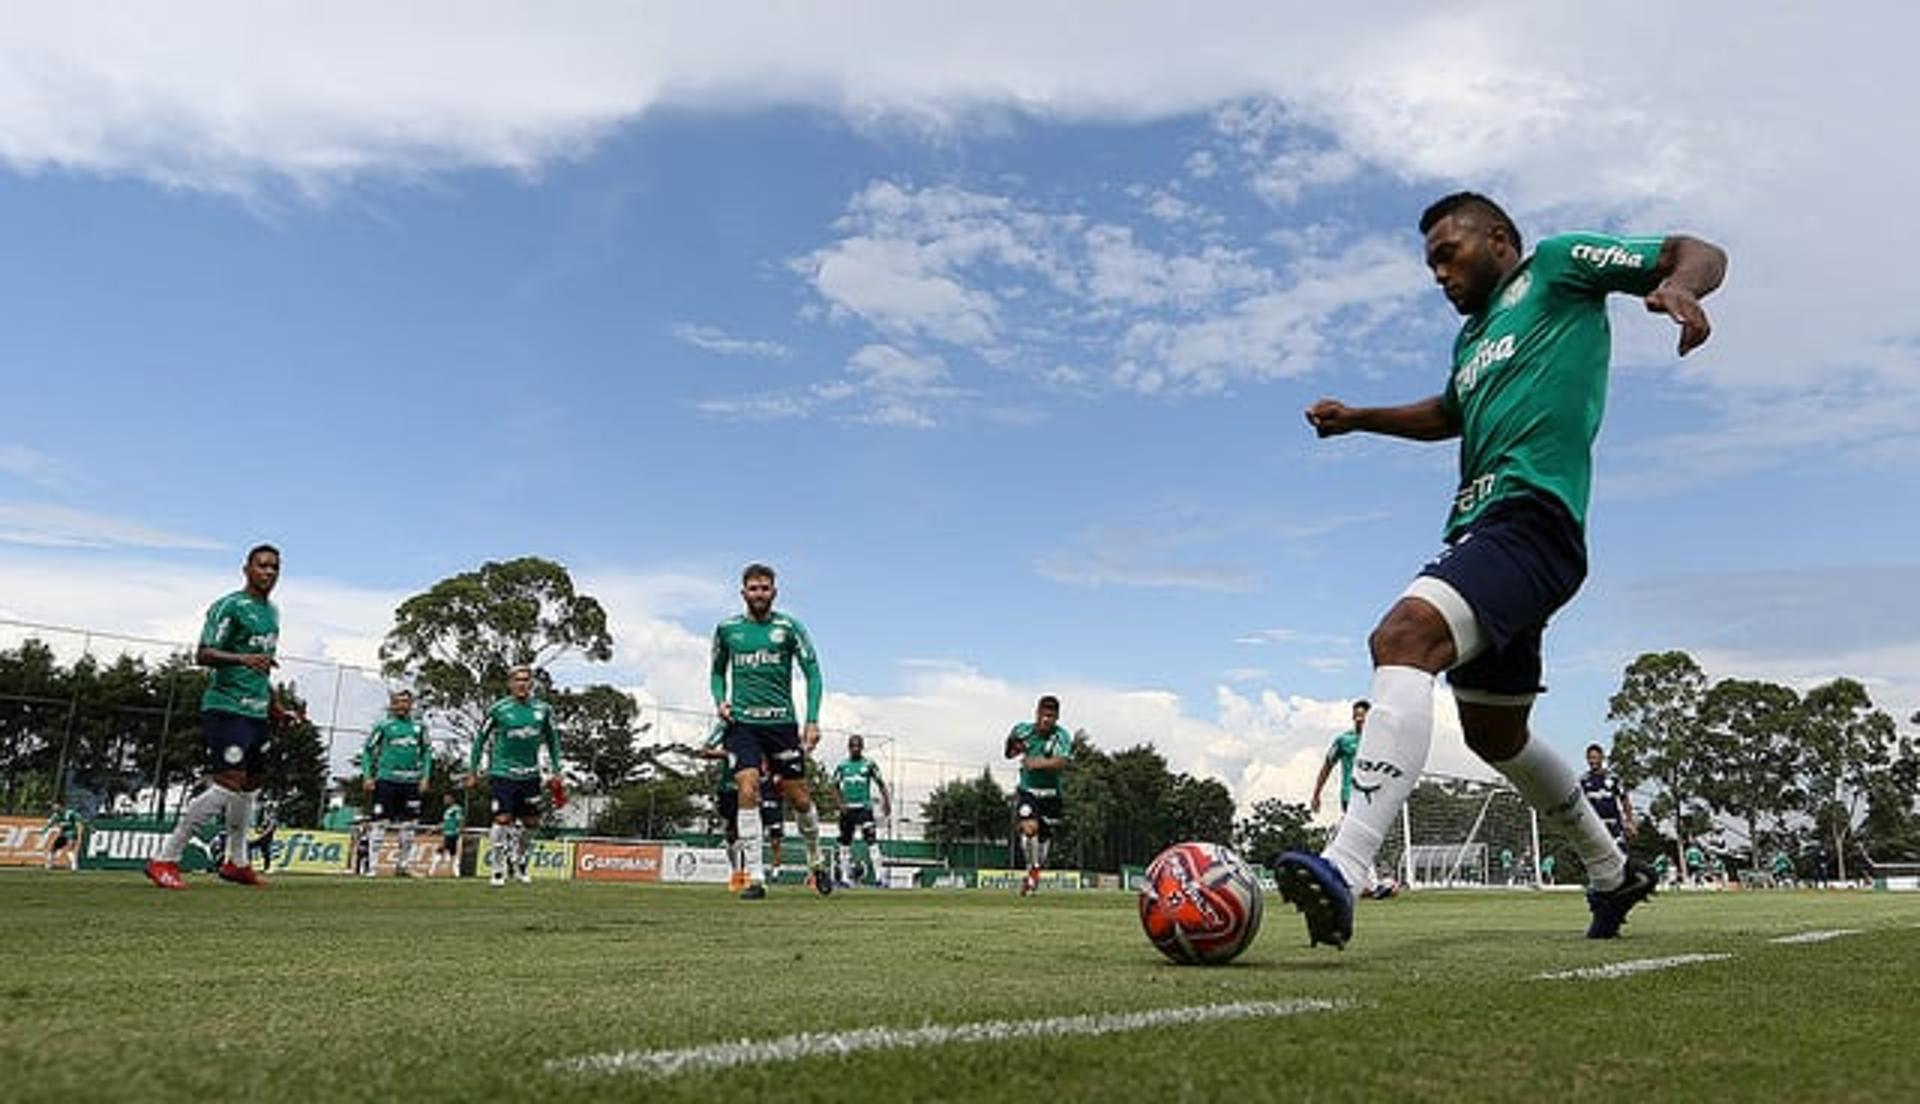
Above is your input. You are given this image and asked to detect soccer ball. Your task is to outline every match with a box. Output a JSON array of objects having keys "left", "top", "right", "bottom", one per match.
[{"left": 1138, "top": 841, "right": 1264, "bottom": 965}]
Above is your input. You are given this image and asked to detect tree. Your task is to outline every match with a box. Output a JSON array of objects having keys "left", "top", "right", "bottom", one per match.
[
  {"left": 1607, "top": 651, "right": 1710, "bottom": 870},
  {"left": 1165, "top": 774, "right": 1236, "bottom": 847},
  {"left": 551, "top": 684, "right": 649, "bottom": 795},
  {"left": 1235, "top": 798, "right": 1324, "bottom": 867},
  {"left": 593, "top": 770, "right": 703, "bottom": 838},
  {"left": 259, "top": 681, "right": 328, "bottom": 828},
  {"left": 921, "top": 770, "right": 1010, "bottom": 853},
  {"left": 1798, "top": 678, "right": 1898, "bottom": 881},
  {"left": 378, "top": 556, "right": 615, "bottom": 749},
  {"left": 1696, "top": 678, "right": 1803, "bottom": 868}
]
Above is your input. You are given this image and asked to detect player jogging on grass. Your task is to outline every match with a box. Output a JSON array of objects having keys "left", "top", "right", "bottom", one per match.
[
  {"left": 1581, "top": 742, "right": 1637, "bottom": 847},
  {"left": 146, "top": 544, "right": 303, "bottom": 890},
  {"left": 1276, "top": 192, "right": 1726, "bottom": 946},
  {"left": 467, "top": 666, "right": 563, "bottom": 888},
  {"left": 831, "top": 734, "right": 891, "bottom": 888},
  {"left": 711, "top": 562, "right": 830, "bottom": 901},
  {"left": 43, "top": 804, "right": 81, "bottom": 871},
  {"left": 362, "top": 689, "right": 432, "bottom": 877},
  {"left": 428, "top": 793, "right": 464, "bottom": 877},
  {"left": 1005, "top": 695, "right": 1071, "bottom": 897}
]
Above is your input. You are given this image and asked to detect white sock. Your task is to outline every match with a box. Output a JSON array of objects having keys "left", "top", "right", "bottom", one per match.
[
  {"left": 489, "top": 822, "right": 506, "bottom": 875},
  {"left": 739, "top": 806, "right": 765, "bottom": 884},
  {"left": 512, "top": 825, "right": 529, "bottom": 873},
  {"left": 1035, "top": 837, "right": 1049, "bottom": 869},
  {"left": 161, "top": 785, "right": 232, "bottom": 863},
  {"left": 1022, "top": 833, "right": 1038, "bottom": 869},
  {"left": 367, "top": 822, "right": 387, "bottom": 873},
  {"left": 1323, "top": 666, "right": 1434, "bottom": 890},
  {"left": 869, "top": 837, "right": 883, "bottom": 881},
  {"left": 397, "top": 824, "right": 416, "bottom": 869},
  {"left": 1490, "top": 737, "right": 1626, "bottom": 891},
  {"left": 796, "top": 803, "right": 821, "bottom": 868}
]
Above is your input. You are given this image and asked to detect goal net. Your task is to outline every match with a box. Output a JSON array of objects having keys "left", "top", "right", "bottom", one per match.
[{"left": 1373, "top": 773, "right": 1544, "bottom": 889}]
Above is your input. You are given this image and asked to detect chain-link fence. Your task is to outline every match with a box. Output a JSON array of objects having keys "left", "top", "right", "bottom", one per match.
[{"left": 0, "top": 618, "right": 1019, "bottom": 838}]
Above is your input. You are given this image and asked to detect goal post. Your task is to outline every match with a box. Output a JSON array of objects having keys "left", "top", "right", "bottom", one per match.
[{"left": 1374, "top": 773, "right": 1545, "bottom": 889}]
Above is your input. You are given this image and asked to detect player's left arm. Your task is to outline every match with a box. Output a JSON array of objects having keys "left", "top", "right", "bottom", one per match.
[
  {"left": 543, "top": 710, "right": 563, "bottom": 778},
  {"left": 793, "top": 621, "right": 824, "bottom": 751},
  {"left": 872, "top": 763, "right": 892, "bottom": 818},
  {"left": 1024, "top": 730, "right": 1071, "bottom": 772},
  {"left": 1643, "top": 235, "right": 1728, "bottom": 356}
]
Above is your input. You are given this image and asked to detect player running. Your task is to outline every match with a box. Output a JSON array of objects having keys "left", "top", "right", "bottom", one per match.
[
  {"left": 1277, "top": 193, "right": 1725, "bottom": 946},
  {"left": 1004, "top": 695, "right": 1071, "bottom": 897},
  {"left": 711, "top": 563, "right": 830, "bottom": 900},
  {"left": 362, "top": 689, "right": 432, "bottom": 877},
  {"left": 466, "top": 666, "right": 563, "bottom": 888},
  {"left": 146, "top": 544, "right": 304, "bottom": 890},
  {"left": 831, "top": 734, "right": 891, "bottom": 888},
  {"left": 43, "top": 803, "right": 81, "bottom": 871},
  {"left": 428, "top": 792, "right": 464, "bottom": 877},
  {"left": 1308, "top": 701, "right": 1397, "bottom": 899},
  {"left": 1581, "top": 743, "right": 1637, "bottom": 847}
]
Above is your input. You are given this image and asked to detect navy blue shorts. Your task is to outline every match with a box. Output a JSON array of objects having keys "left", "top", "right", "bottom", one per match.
[
  {"left": 724, "top": 722, "right": 806, "bottom": 781},
  {"left": 370, "top": 780, "right": 421, "bottom": 822},
  {"left": 489, "top": 776, "right": 543, "bottom": 820},
  {"left": 1419, "top": 493, "right": 1587, "bottom": 697},
  {"left": 760, "top": 790, "right": 786, "bottom": 836},
  {"left": 203, "top": 710, "right": 271, "bottom": 775},
  {"left": 838, "top": 806, "right": 876, "bottom": 844},
  {"left": 1015, "top": 789, "right": 1063, "bottom": 835}
]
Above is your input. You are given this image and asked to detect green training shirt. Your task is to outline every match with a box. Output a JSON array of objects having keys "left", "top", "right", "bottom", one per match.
[
  {"left": 198, "top": 590, "right": 280, "bottom": 718},
  {"left": 46, "top": 809, "right": 82, "bottom": 834},
  {"left": 1325, "top": 730, "right": 1360, "bottom": 806},
  {"left": 833, "top": 757, "right": 884, "bottom": 810},
  {"left": 1439, "top": 232, "right": 1667, "bottom": 538},
  {"left": 1008, "top": 722, "right": 1072, "bottom": 795},
  {"left": 441, "top": 804, "right": 464, "bottom": 836},
  {"left": 470, "top": 696, "right": 561, "bottom": 781},
  {"left": 710, "top": 612, "right": 822, "bottom": 726},
  {"left": 363, "top": 716, "right": 432, "bottom": 784}
]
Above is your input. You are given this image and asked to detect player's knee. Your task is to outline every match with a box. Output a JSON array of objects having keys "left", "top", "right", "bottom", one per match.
[{"left": 1369, "top": 600, "right": 1453, "bottom": 671}]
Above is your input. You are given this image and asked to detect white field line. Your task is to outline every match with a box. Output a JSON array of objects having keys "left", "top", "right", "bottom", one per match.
[
  {"left": 1534, "top": 953, "right": 1732, "bottom": 981},
  {"left": 1769, "top": 929, "right": 1861, "bottom": 944},
  {"left": 549, "top": 998, "right": 1354, "bottom": 1080}
]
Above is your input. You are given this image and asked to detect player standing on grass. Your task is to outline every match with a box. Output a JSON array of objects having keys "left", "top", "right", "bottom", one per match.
[
  {"left": 832, "top": 734, "right": 891, "bottom": 887},
  {"left": 1581, "top": 743, "right": 1637, "bottom": 847},
  {"left": 1277, "top": 192, "right": 1726, "bottom": 946},
  {"left": 362, "top": 690, "right": 432, "bottom": 877},
  {"left": 1309, "top": 701, "right": 1369, "bottom": 819},
  {"left": 711, "top": 563, "right": 830, "bottom": 901},
  {"left": 467, "top": 666, "right": 563, "bottom": 888},
  {"left": 1004, "top": 695, "right": 1071, "bottom": 897},
  {"left": 146, "top": 544, "right": 303, "bottom": 890},
  {"left": 43, "top": 803, "right": 81, "bottom": 871},
  {"left": 428, "top": 792, "right": 464, "bottom": 877}
]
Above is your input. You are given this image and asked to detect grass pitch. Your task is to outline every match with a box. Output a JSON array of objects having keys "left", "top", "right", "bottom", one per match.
[{"left": 2, "top": 872, "right": 1916, "bottom": 1103}]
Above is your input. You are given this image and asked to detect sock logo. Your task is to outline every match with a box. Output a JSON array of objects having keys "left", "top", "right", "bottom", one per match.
[{"left": 1350, "top": 780, "right": 1383, "bottom": 804}]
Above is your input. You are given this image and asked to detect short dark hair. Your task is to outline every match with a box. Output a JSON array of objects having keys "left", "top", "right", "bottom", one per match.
[
  {"left": 1353, "top": 700, "right": 1371, "bottom": 711},
  {"left": 1037, "top": 694, "right": 1060, "bottom": 712},
  {"left": 1585, "top": 742, "right": 1605, "bottom": 756},
  {"left": 246, "top": 543, "right": 280, "bottom": 564},
  {"left": 742, "top": 563, "right": 776, "bottom": 584},
  {"left": 1419, "top": 191, "right": 1522, "bottom": 253}
]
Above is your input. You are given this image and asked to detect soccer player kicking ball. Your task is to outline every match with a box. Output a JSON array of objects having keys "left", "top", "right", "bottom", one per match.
[
  {"left": 467, "top": 666, "right": 563, "bottom": 888},
  {"left": 362, "top": 689, "right": 432, "bottom": 877},
  {"left": 1005, "top": 695, "right": 1071, "bottom": 897},
  {"left": 831, "top": 734, "right": 891, "bottom": 888},
  {"left": 1277, "top": 193, "right": 1725, "bottom": 947},
  {"left": 711, "top": 563, "right": 831, "bottom": 900},
  {"left": 146, "top": 544, "right": 303, "bottom": 890}
]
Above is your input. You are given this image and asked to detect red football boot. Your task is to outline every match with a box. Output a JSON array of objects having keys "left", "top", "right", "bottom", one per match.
[
  {"left": 217, "top": 862, "right": 267, "bottom": 887},
  {"left": 144, "top": 860, "right": 186, "bottom": 890}
]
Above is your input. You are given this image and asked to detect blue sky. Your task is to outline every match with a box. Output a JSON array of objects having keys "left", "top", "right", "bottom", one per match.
[{"left": 2, "top": 4, "right": 1916, "bottom": 823}]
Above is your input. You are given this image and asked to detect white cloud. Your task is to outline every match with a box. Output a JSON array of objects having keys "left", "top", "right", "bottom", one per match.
[
  {"left": 0, "top": 444, "right": 80, "bottom": 490},
  {"left": 670, "top": 323, "right": 791, "bottom": 360},
  {"left": 0, "top": 502, "right": 224, "bottom": 551}
]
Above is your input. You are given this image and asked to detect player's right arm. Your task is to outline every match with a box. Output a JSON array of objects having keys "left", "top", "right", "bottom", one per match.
[
  {"left": 361, "top": 725, "right": 382, "bottom": 792},
  {"left": 709, "top": 625, "right": 733, "bottom": 724},
  {"left": 1003, "top": 726, "right": 1025, "bottom": 760},
  {"left": 1305, "top": 396, "right": 1459, "bottom": 442},
  {"left": 1309, "top": 757, "right": 1334, "bottom": 814}
]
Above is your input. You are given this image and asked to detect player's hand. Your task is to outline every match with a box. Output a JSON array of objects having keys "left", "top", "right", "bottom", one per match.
[
  {"left": 268, "top": 701, "right": 306, "bottom": 727},
  {"left": 716, "top": 702, "right": 733, "bottom": 724},
  {"left": 801, "top": 722, "right": 820, "bottom": 753},
  {"left": 241, "top": 654, "right": 276, "bottom": 673},
  {"left": 1310, "top": 793, "right": 1322, "bottom": 814},
  {"left": 361, "top": 779, "right": 375, "bottom": 794},
  {"left": 1304, "top": 398, "right": 1360, "bottom": 438},
  {"left": 1004, "top": 736, "right": 1023, "bottom": 759},
  {"left": 464, "top": 775, "right": 478, "bottom": 791},
  {"left": 1644, "top": 281, "right": 1712, "bottom": 356}
]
